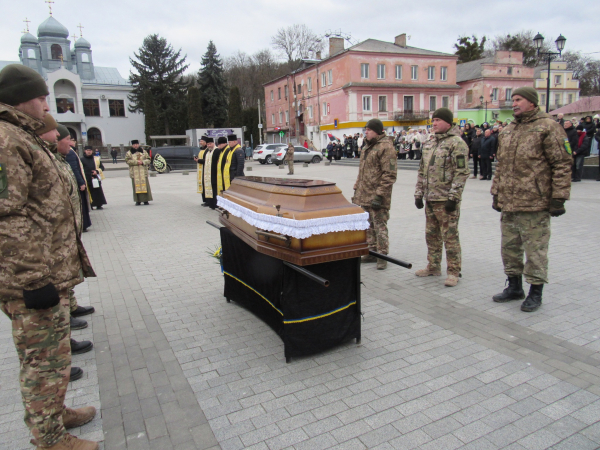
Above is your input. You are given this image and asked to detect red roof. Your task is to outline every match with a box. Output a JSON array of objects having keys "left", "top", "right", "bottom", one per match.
[{"left": 550, "top": 96, "right": 600, "bottom": 116}]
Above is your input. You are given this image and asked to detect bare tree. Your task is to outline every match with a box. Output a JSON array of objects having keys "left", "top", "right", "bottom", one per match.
[
  {"left": 486, "top": 30, "right": 553, "bottom": 67},
  {"left": 271, "top": 24, "right": 324, "bottom": 63}
]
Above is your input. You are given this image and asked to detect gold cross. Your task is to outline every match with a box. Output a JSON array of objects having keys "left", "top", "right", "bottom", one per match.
[
  {"left": 45, "top": 0, "right": 54, "bottom": 15},
  {"left": 77, "top": 23, "right": 84, "bottom": 37},
  {"left": 72, "top": 34, "right": 78, "bottom": 42},
  {"left": 23, "top": 17, "right": 31, "bottom": 32}
]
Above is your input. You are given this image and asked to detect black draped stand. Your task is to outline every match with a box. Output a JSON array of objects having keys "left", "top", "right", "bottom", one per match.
[{"left": 220, "top": 227, "right": 361, "bottom": 362}]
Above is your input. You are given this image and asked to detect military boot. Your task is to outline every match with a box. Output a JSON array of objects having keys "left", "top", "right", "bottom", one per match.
[
  {"left": 377, "top": 259, "right": 387, "bottom": 270},
  {"left": 63, "top": 406, "right": 97, "bottom": 429},
  {"left": 36, "top": 434, "right": 98, "bottom": 450},
  {"left": 71, "top": 339, "right": 93, "bottom": 355},
  {"left": 521, "top": 284, "right": 543, "bottom": 312},
  {"left": 415, "top": 267, "right": 441, "bottom": 277},
  {"left": 71, "top": 305, "right": 95, "bottom": 317},
  {"left": 70, "top": 367, "right": 83, "bottom": 382},
  {"left": 70, "top": 316, "right": 87, "bottom": 330},
  {"left": 361, "top": 255, "right": 377, "bottom": 263},
  {"left": 493, "top": 276, "right": 525, "bottom": 303}
]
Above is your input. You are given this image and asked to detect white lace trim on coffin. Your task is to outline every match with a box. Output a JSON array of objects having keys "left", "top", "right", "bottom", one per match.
[{"left": 217, "top": 196, "right": 369, "bottom": 240}]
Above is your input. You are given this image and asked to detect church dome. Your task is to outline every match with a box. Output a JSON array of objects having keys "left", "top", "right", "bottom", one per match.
[
  {"left": 75, "top": 37, "right": 91, "bottom": 49},
  {"left": 21, "top": 32, "right": 39, "bottom": 45},
  {"left": 37, "top": 16, "right": 69, "bottom": 38}
]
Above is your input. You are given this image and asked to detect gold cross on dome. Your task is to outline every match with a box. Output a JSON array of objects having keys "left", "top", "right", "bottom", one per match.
[
  {"left": 77, "top": 23, "right": 84, "bottom": 37},
  {"left": 45, "top": 0, "right": 55, "bottom": 15},
  {"left": 23, "top": 17, "right": 31, "bottom": 32},
  {"left": 72, "top": 34, "right": 78, "bottom": 42}
]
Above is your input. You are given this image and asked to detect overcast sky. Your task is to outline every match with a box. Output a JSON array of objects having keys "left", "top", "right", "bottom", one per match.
[{"left": 2, "top": 0, "right": 599, "bottom": 79}]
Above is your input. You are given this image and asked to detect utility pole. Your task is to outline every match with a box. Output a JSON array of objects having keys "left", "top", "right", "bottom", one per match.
[{"left": 257, "top": 99, "right": 263, "bottom": 145}]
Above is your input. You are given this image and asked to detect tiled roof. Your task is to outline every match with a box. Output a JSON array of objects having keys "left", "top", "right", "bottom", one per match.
[
  {"left": 550, "top": 96, "right": 600, "bottom": 115},
  {"left": 456, "top": 57, "right": 494, "bottom": 83}
]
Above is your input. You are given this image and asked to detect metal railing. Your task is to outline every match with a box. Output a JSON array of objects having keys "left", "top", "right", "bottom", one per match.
[{"left": 394, "top": 110, "right": 430, "bottom": 122}]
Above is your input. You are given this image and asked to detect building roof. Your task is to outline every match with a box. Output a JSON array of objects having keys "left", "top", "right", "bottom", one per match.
[
  {"left": 348, "top": 39, "right": 454, "bottom": 57},
  {"left": 83, "top": 66, "right": 129, "bottom": 86},
  {"left": 75, "top": 37, "right": 91, "bottom": 49},
  {"left": 342, "top": 82, "right": 461, "bottom": 90},
  {"left": 455, "top": 57, "right": 495, "bottom": 83},
  {"left": 21, "top": 32, "right": 39, "bottom": 45},
  {"left": 550, "top": 96, "right": 600, "bottom": 115},
  {"left": 37, "top": 16, "right": 69, "bottom": 38}
]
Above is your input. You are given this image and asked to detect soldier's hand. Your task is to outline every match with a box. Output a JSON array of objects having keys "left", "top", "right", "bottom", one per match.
[
  {"left": 371, "top": 195, "right": 383, "bottom": 209},
  {"left": 549, "top": 198, "right": 566, "bottom": 217},
  {"left": 415, "top": 197, "right": 424, "bottom": 209},
  {"left": 23, "top": 283, "right": 60, "bottom": 310},
  {"left": 492, "top": 195, "right": 501, "bottom": 212},
  {"left": 444, "top": 199, "right": 457, "bottom": 213},
  {"left": 80, "top": 185, "right": 86, "bottom": 191}
]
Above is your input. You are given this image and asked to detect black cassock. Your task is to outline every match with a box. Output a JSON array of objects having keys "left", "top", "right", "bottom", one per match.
[
  {"left": 81, "top": 154, "right": 107, "bottom": 208},
  {"left": 198, "top": 147, "right": 222, "bottom": 209}
]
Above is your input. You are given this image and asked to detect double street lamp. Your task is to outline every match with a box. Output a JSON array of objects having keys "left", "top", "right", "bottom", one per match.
[
  {"left": 533, "top": 33, "right": 567, "bottom": 113},
  {"left": 480, "top": 93, "right": 493, "bottom": 123}
]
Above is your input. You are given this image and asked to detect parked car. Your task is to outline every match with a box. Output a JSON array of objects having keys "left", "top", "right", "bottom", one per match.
[
  {"left": 272, "top": 146, "right": 323, "bottom": 165},
  {"left": 150, "top": 146, "right": 200, "bottom": 172},
  {"left": 253, "top": 143, "right": 286, "bottom": 164}
]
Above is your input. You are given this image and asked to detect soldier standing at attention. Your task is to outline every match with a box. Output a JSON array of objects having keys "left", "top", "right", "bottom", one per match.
[
  {"left": 491, "top": 87, "right": 572, "bottom": 312},
  {"left": 284, "top": 143, "right": 295, "bottom": 175},
  {"left": 125, "top": 140, "right": 152, "bottom": 205},
  {"left": 0, "top": 64, "right": 98, "bottom": 449},
  {"left": 414, "top": 107, "right": 470, "bottom": 287},
  {"left": 352, "top": 119, "right": 397, "bottom": 270}
]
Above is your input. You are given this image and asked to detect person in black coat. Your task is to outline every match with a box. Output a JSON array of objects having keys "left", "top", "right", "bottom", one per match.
[
  {"left": 479, "top": 129, "right": 496, "bottom": 180},
  {"left": 573, "top": 127, "right": 593, "bottom": 182},
  {"left": 110, "top": 147, "right": 118, "bottom": 164},
  {"left": 65, "top": 147, "right": 92, "bottom": 231},
  {"left": 81, "top": 146, "right": 107, "bottom": 209},
  {"left": 469, "top": 128, "right": 483, "bottom": 179},
  {"left": 563, "top": 120, "right": 580, "bottom": 181},
  {"left": 227, "top": 134, "right": 245, "bottom": 180}
]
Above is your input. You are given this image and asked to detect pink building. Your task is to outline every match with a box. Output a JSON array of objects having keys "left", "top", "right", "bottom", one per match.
[
  {"left": 263, "top": 34, "right": 460, "bottom": 149},
  {"left": 456, "top": 51, "right": 534, "bottom": 123}
]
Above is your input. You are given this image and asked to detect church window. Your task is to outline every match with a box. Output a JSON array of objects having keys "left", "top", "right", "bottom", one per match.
[
  {"left": 81, "top": 53, "right": 89, "bottom": 63},
  {"left": 56, "top": 97, "right": 75, "bottom": 114},
  {"left": 109, "top": 100, "right": 125, "bottom": 117},
  {"left": 83, "top": 99, "right": 100, "bottom": 116},
  {"left": 51, "top": 44, "right": 63, "bottom": 60},
  {"left": 87, "top": 127, "right": 102, "bottom": 146},
  {"left": 27, "top": 49, "right": 36, "bottom": 59}
]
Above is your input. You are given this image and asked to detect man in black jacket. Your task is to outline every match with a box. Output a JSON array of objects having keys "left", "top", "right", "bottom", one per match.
[
  {"left": 227, "top": 134, "right": 245, "bottom": 180},
  {"left": 470, "top": 128, "right": 483, "bottom": 179},
  {"left": 564, "top": 120, "right": 581, "bottom": 181},
  {"left": 479, "top": 129, "right": 495, "bottom": 180}
]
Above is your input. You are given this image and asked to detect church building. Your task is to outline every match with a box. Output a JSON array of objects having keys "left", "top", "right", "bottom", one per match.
[{"left": 0, "top": 14, "right": 144, "bottom": 147}]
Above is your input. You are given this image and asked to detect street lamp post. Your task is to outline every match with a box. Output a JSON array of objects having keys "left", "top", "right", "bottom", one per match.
[
  {"left": 533, "top": 33, "right": 566, "bottom": 113},
  {"left": 479, "top": 93, "right": 493, "bottom": 123}
]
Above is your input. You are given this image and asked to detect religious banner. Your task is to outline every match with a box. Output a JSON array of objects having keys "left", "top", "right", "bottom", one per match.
[{"left": 133, "top": 153, "right": 147, "bottom": 194}]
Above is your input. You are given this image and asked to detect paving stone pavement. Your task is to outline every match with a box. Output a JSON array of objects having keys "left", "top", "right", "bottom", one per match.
[{"left": 1, "top": 161, "right": 600, "bottom": 449}]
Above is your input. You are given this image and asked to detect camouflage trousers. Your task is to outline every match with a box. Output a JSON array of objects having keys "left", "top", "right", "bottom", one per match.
[
  {"left": 363, "top": 206, "right": 390, "bottom": 254},
  {"left": 424, "top": 201, "right": 461, "bottom": 276},
  {"left": 69, "top": 288, "right": 78, "bottom": 313},
  {"left": 0, "top": 290, "right": 71, "bottom": 447},
  {"left": 501, "top": 211, "right": 551, "bottom": 285},
  {"left": 286, "top": 160, "right": 294, "bottom": 174}
]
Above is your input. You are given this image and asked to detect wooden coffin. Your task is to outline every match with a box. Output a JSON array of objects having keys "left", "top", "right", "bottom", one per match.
[{"left": 218, "top": 176, "right": 369, "bottom": 266}]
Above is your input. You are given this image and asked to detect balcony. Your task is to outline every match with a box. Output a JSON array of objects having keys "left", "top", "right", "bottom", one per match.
[{"left": 394, "top": 110, "right": 430, "bottom": 122}]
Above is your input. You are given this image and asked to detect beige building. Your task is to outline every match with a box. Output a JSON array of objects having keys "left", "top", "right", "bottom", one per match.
[{"left": 534, "top": 61, "right": 580, "bottom": 110}]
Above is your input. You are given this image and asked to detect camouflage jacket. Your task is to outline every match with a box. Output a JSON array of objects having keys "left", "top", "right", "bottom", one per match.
[
  {"left": 415, "top": 126, "right": 469, "bottom": 202},
  {"left": 0, "top": 103, "right": 94, "bottom": 299},
  {"left": 125, "top": 149, "right": 151, "bottom": 179},
  {"left": 352, "top": 134, "right": 397, "bottom": 209},
  {"left": 491, "top": 108, "right": 572, "bottom": 212}
]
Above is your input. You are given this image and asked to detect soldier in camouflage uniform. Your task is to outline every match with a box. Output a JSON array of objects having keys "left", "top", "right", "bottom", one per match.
[
  {"left": 491, "top": 87, "right": 572, "bottom": 312},
  {"left": 414, "top": 108, "right": 470, "bottom": 287},
  {"left": 352, "top": 119, "right": 397, "bottom": 270},
  {"left": 0, "top": 65, "right": 98, "bottom": 450}
]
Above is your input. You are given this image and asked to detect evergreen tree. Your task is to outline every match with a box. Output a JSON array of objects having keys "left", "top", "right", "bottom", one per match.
[
  {"left": 188, "top": 86, "right": 204, "bottom": 128},
  {"left": 143, "top": 90, "right": 160, "bottom": 143},
  {"left": 454, "top": 35, "right": 486, "bottom": 64},
  {"left": 198, "top": 41, "right": 228, "bottom": 128},
  {"left": 129, "top": 34, "right": 190, "bottom": 135},
  {"left": 228, "top": 86, "right": 243, "bottom": 127},
  {"left": 242, "top": 107, "right": 260, "bottom": 148}
]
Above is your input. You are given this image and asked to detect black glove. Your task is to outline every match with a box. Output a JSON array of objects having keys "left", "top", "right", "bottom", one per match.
[
  {"left": 549, "top": 198, "right": 566, "bottom": 217},
  {"left": 197, "top": 159, "right": 205, "bottom": 164},
  {"left": 371, "top": 195, "right": 383, "bottom": 209},
  {"left": 23, "top": 283, "right": 60, "bottom": 310},
  {"left": 492, "top": 195, "right": 501, "bottom": 212},
  {"left": 415, "top": 197, "right": 424, "bottom": 209},
  {"left": 444, "top": 199, "right": 457, "bottom": 213}
]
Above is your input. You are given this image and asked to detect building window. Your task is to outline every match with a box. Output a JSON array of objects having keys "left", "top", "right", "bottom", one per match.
[
  {"left": 308, "top": 77, "right": 312, "bottom": 92},
  {"left": 51, "top": 44, "right": 63, "bottom": 60},
  {"left": 27, "top": 48, "right": 36, "bottom": 59},
  {"left": 361, "top": 63, "right": 369, "bottom": 79},
  {"left": 278, "top": 87, "right": 281, "bottom": 100},
  {"left": 362, "top": 95, "right": 372, "bottom": 112},
  {"left": 81, "top": 53, "right": 89, "bottom": 63},
  {"left": 108, "top": 99, "right": 125, "bottom": 117},
  {"left": 327, "top": 70, "right": 332, "bottom": 85},
  {"left": 87, "top": 127, "right": 102, "bottom": 146},
  {"left": 378, "top": 96, "right": 387, "bottom": 112},
  {"left": 411, "top": 65, "right": 418, "bottom": 80},
  {"left": 428, "top": 66, "right": 435, "bottom": 81},
  {"left": 285, "top": 110, "right": 289, "bottom": 124},
  {"left": 555, "top": 75, "right": 562, "bottom": 84},
  {"left": 505, "top": 88, "right": 512, "bottom": 100},
  {"left": 466, "top": 90, "right": 473, "bottom": 103},
  {"left": 395, "top": 65, "right": 402, "bottom": 80},
  {"left": 555, "top": 93, "right": 561, "bottom": 106},
  {"left": 270, "top": 90, "right": 274, "bottom": 101},
  {"left": 377, "top": 64, "right": 385, "bottom": 80},
  {"left": 442, "top": 96, "right": 449, "bottom": 108},
  {"left": 429, "top": 96, "right": 437, "bottom": 111},
  {"left": 507, "top": 67, "right": 513, "bottom": 75},
  {"left": 271, "top": 113, "right": 275, "bottom": 125},
  {"left": 404, "top": 96, "right": 414, "bottom": 112},
  {"left": 540, "top": 94, "right": 546, "bottom": 105},
  {"left": 568, "top": 94, "right": 573, "bottom": 104},
  {"left": 440, "top": 67, "right": 447, "bottom": 81},
  {"left": 491, "top": 88, "right": 498, "bottom": 101},
  {"left": 56, "top": 97, "right": 75, "bottom": 114},
  {"left": 279, "top": 111, "right": 283, "bottom": 123},
  {"left": 83, "top": 99, "right": 100, "bottom": 116},
  {"left": 322, "top": 102, "right": 327, "bottom": 116},
  {"left": 284, "top": 85, "right": 288, "bottom": 99},
  {"left": 308, "top": 105, "right": 313, "bottom": 118},
  {"left": 321, "top": 72, "right": 326, "bottom": 87},
  {"left": 297, "top": 84, "right": 302, "bottom": 95}
]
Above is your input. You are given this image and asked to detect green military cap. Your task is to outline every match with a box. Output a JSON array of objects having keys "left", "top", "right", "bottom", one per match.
[
  {"left": 56, "top": 124, "right": 70, "bottom": 141},
  {"left": 431, "top": 107, "right": 453, "bottom": 126},
  {"left": 512, "top": 87, "right": 538, "bottom": 106},
  {"left": 0, "top": 64, "right": 49, "bottom": 106}
]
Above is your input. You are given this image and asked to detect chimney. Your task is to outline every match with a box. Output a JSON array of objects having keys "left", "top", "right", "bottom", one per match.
[
  {"left": 316, "top": 51, "right": 322, "bottom": 60},
  {"left": 395, "top": 33, "right": 407, "bottom": 48},
  {"left": 329, "top": 37, "right": 344, "bottom": 56}
]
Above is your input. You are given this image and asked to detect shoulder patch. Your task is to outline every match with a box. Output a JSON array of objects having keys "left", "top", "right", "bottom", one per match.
[
  {"left": 390, "top": 158, "right": 396, "bottom": 170},
  {"left": 563, "top": 138, "right": 572, "bottom": 155},
  {"left": 456, "top": 154, "right": 466, "bottom": 169},
  {"left": 0, "top": 161, "right": 8, "bottom": 199}
]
